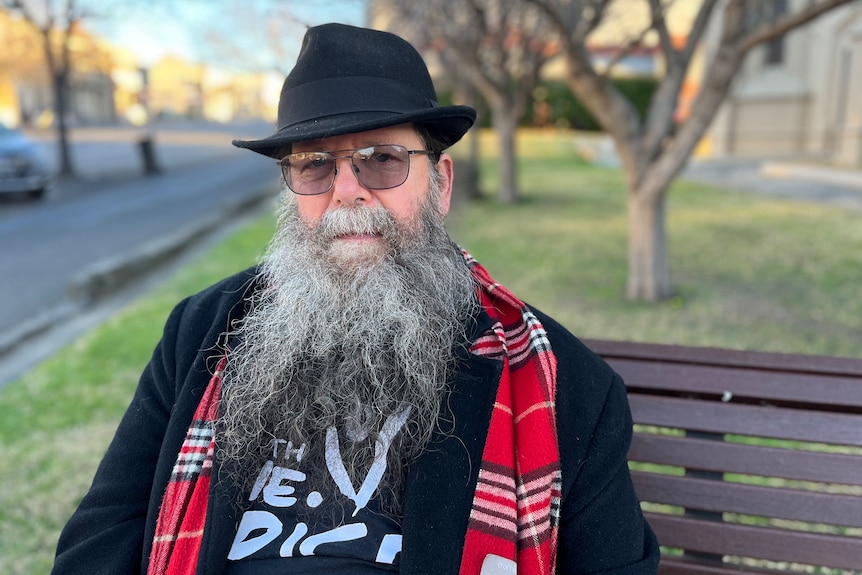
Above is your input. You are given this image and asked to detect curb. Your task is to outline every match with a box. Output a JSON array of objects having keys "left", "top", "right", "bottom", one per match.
[
  {"left": 66, "top": 212, "right": 222, "bottom": 305},
  {"left": 67, "top": 187, "right": 275, "bottom": 306},
  {"left": 0, "top": 186, "right": 276, "bottom": 360},
  {"left": 0, "top": 303, "right": 79, "bottom": 358}
]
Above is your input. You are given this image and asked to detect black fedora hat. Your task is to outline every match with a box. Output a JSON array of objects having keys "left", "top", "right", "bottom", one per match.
[{"left": 232, "top": 23, "right": 477, "bottom": 158}]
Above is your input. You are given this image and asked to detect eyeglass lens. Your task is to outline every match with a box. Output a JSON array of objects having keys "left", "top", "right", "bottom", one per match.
[{"left": 281, "top": 144, "right": 413, "bottom": 195}]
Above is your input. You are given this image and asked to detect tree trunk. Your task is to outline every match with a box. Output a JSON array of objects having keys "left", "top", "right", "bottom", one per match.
[
  {"left": 492, "top": 107, "right": 519, "bottom": 203},
  {"left": 626, "top": 187, "right": 671, "bottom": 302},
  {"left": 468, "top": 124, "right": 481, "bottom": 197},
  {"left": 54, "top": 71, "right": 75, "bottom": 177},
  {"left": 454, "top": 127, "right": 482, "bottom": 202},
  {"left": 456, "top": 81, "right": 482, "bottom": 201}
]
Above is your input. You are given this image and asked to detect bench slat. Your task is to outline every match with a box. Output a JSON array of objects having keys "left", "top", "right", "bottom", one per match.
[
  {"left": 585, "top": 338, "right": 862, "bottom": 377},
  {"left": 658, "top": 559, "right": 780, "bottom": 575},
  {"left": 632, "top": 471, "right": 862, "bottom": 527},
  {"left": 588, "top": 339, "right": 862, "bottom": 572},
  {"left": 629, "top": 433, "right": 862, "bottom": 486},
  {"left": 610, "top": 358, "right": 862, "bottom": 408},
  {"left": 629, "top": 394, "right": 862, "bottom": 447},
  {"left": 644, "top": 512, "right": 862, "bottom": 570}
]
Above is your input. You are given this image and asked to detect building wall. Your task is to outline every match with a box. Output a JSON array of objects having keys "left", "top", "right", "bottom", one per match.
[
  {"left": 728, "top": 96, "right": 810, "bottom": 156},
  {"left": 829, "top": 14, "right": 862, "bottom": 166},
  {"left": 708, "top": 2, "right": 862, "bottom": 166}
]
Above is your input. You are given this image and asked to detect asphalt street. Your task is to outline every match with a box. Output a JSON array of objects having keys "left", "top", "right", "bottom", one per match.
[{"left": 0, "top": 121, "right": 280, "bottom": 385}]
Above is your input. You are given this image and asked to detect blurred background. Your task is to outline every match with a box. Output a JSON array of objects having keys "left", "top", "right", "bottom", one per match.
[
  {"left": 0, "top": 0, "right": 368, "bottom": 132},
  {"left": 0, "top": 0, "right": 862, "bottom": 380},
  {"left": 1, "top": 0, "right": 861, "bottom": 372},
  {"left": 1, "top": 3, "right": 862, "bottom": 572},
  {"left": 1, "top": 1, "right": 858, "bottom": 171}
]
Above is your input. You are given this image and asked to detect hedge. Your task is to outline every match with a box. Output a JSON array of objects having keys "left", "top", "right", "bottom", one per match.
[{"left": 438, "top": 76, "right": 660, "bottom": 131}]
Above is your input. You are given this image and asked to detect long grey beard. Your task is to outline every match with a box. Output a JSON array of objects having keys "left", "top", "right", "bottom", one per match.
[{"left": 216, "top": 191, "right": 478, "bottom": 513}]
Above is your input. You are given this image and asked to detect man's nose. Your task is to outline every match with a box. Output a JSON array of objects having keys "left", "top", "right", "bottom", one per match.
[{"left": 331, "top": 157, "right": 372, "bottom": 206}]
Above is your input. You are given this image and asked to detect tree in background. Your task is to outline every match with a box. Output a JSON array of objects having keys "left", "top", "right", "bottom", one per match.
[
  {"left": 172, "top": 0, "right": 368, "bottom": 76},
  {"left": 376, "top": 0, "right": 555, "bottom": 203},
  {"left": 1, "top": 0, "right": 92, "bottom": 177},
  {"left": 528, "top": 0, "right": 856, "bottom": 301}
]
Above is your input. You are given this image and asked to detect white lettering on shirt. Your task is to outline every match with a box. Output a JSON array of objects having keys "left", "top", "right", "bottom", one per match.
[
  {"left": 325, "top": 405, "right": 412, "bottom": 517},
  {"left": 228, "top": 406, "right": 411, "bottom": 564}
]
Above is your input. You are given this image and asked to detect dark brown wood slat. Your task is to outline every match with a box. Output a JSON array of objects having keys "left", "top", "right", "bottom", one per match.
[
  {"left": 644, "top": 513, "right": 862, "bottom": 571},
  {"left": 608, "top": 358, "right": 862, "bottom": 407},
  {"left": 628, "top": 433, "right": 862, "bottom": 486},
  {"left": 629, "top": 395, "right": 862, "bottom": 447},
  {"left": 659, "top": 559, "right": 777, "bottom": 575},
  {"left": 632, "top": 471, "right": 862, "bottom": 528},
  {"left": 585, "top": 338, "right": 862, "bottom": 377}
]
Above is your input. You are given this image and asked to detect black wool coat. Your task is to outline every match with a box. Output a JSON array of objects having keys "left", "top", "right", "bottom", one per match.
[{"left": 52, "top": 268, "right": 659, "bottom": 575}]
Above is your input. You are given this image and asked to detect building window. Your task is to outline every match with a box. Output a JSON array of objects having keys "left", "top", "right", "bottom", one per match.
[{"left": 764, "top": 0, "right": 788, "bottom": 66}]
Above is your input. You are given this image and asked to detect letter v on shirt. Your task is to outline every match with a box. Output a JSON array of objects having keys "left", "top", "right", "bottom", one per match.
[{"left": 325, "top": 405, "right": 412, "bottom": 516}]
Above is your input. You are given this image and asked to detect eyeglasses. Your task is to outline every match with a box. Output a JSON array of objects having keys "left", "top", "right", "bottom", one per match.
[{"left": 277, "top": 144, "right": 434, "bottom": 196}]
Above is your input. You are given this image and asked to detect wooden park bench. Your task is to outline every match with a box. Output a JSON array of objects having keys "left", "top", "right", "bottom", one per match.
[{"left": 585, "top": 339, "right": 862, "bottom": 574}]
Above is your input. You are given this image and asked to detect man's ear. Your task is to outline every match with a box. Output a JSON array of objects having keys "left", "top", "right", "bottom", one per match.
[{"left": 436, "top": 153, "right": 454, "bottom": 217}]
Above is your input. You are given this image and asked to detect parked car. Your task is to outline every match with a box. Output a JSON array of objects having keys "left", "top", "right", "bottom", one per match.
[{"left": 0, "top": 124, "right": 51, "bottom": 199}]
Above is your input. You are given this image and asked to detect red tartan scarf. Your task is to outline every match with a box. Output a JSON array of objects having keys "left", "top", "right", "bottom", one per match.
[
  {"left": 148, "top": 252, "right": 560, "bottom": 575},
  {"left": 147, "top": 356, "right": 224, "bottom": 575},
  {"left": 459, "top": 251, "right": 561, "bottom": 575}
]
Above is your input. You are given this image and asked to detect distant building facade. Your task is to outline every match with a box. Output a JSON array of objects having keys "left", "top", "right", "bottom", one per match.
[
  {"left": 0, "top": 7, "right": 279, "bottom": 130},
  {"left": 706, "top": 1, "right": 862, "bottom": 167},
  {"left": 0, "top": 9, "right": 117, "bottom": 128}
]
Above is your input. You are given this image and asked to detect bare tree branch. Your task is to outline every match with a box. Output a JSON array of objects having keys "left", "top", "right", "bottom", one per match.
[
  {"left": 648, "top": 0, "right": 676, "bottom": 62},
  {"left": 739, "top": 0, "right": 855, "bottom": 54},
  {"left": 523, "top": 0, "right": 857, "bottom": 301},
  {"left": 381, "top": 0, "right": 554, "bottom": 202},
  {"left": 680, "top": 0, "right": 719, "bottom": 63},
  {"left": 581, "top": 0, "right": 613, "bottom": 40},
  {"left": 599, "top": 21, "right": 652, "bottom": 79}
]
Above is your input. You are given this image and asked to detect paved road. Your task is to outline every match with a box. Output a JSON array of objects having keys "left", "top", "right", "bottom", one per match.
[{"left": 0, "top": 122, "right": 280, "bottom": 384}]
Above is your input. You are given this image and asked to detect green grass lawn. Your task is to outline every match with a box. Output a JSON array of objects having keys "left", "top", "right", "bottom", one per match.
[
  {"left": 2, "top": 128, "right": 861, "bottom": 573},
  {"left": 448, "top": 129, "right": 862, "bottom": 357}
]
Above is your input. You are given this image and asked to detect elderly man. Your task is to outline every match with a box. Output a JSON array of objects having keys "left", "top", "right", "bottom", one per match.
[{"left": 53, "top": 23, "right": 658, "bottom": 575}]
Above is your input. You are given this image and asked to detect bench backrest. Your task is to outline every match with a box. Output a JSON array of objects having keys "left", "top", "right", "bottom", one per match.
[{"left": 585, "top": 339, "right": 862, "bottom": 575}]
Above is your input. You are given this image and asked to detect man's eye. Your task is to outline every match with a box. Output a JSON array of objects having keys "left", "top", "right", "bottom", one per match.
[
  {"left": 294, "top": 154, "right": 330, "bottom": 171},
  {"left": 371, "top": 152, "right": 393, "bottom": 163}
]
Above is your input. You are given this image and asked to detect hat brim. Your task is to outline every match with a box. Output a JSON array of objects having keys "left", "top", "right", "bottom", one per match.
[{"left": 232, "top": 105, "right": 476, "bottom": 158}]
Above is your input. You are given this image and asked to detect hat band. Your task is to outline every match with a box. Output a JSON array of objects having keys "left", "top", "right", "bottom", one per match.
[{"left": 277, "top": 76, "right": 438, "bottom": 130}]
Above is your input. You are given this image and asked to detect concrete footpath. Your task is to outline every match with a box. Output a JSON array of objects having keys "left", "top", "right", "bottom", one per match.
[
  {"left": 683, "top": 157, "right": 862, "bottom": 212},
  {"left": 574, "top": 132, "right": 862, "bottom": 211}
]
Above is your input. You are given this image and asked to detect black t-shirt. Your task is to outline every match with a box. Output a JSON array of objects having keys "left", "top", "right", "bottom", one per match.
[{"left": 224, "top": 410, "right": 410, "bottom": 574}]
